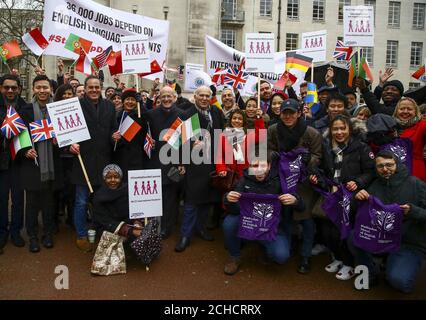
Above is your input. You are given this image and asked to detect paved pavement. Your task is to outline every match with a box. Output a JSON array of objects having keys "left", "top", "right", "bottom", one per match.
[{"left": 0, "top": 224, "right": 425, "bottom": 300}]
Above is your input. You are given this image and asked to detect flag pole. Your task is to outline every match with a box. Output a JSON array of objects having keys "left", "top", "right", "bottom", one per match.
[
  {"left": 78, "top": 154, "right": 94, "bottom": 193},
  {"left": 114, "top": 111, "right": 126, "bottom": 152},
  {"left": 357, "top": 47, "right": 361, "bottom": 104},
  {"left": 257, "top": 73, "right": 261, "bottom": 110}
]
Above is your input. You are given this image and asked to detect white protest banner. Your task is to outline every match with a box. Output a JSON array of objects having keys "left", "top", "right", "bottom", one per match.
[
  {"left": 121, "top": 35, "right": 150, "bottom": 74},
  {"left": 46, "top": 97, "right": 90, "bottom": 148},
  {"left": 343, "top": 6, "right": 374, "bottom": 47},
  {"left": 42, "top": 0, "right": 169, "bottom": 79},
  {"left": 206, "top": 35, "right": 285, "bottom": 83},
  {"left": 299, "top": 30, "right": 327, "bottom": 62},
  {"left": 245, "top": 33, "right": 275, "bottom": 73},
  {"left": 184, "top": 63, "right": 212, "bottom": 91},
  {"left": 128, "top": 169, "right": 162, "bottom": 219}
]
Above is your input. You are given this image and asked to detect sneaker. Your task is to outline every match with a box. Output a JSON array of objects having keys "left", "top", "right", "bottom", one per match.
[
  {"left": 224, "top": 258, "right": 241, "bottom": 275},
  {"left": 325, "top": 260, "right": 343, "bottom": 273},
  {"left": 76, "top": 238, "right": 92, "bottom": 252},
  {"left": 311, "top": 244, "right": 328, "bottom": 256},
  {"left": 336, "top": 265, "right": 355, "bottom": 280}
]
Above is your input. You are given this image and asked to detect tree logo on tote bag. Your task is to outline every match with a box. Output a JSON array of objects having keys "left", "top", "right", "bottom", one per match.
[
  {"left": 372, "top": 209, "right": 396, "bottom": 240},
  {"left": 253, "top": 202, "right": 275, "bottom": 227}
]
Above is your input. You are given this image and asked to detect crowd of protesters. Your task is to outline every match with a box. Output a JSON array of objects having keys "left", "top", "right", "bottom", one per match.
[{"left": 0, "top": 61, "right": 425, "bottom": 294}]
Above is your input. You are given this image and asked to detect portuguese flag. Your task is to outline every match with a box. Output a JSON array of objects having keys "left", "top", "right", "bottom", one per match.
[{"left": 64, "top": 33, "right": 92, "bottom": 54}]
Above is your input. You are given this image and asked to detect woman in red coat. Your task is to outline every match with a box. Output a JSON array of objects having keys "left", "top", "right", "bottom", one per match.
[
  {"left": 216, "top": 109, "right": 265, "bottom": 179},
  {"left": 393, "top": 97, "right": 426, "bottom": 182}
]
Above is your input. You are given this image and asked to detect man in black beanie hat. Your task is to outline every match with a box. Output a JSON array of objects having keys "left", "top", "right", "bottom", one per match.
[{"left": 355, "top": 77, "right": 403, "bottom": 116}]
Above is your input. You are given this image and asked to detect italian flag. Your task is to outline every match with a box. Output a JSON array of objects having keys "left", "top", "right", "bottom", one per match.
[
  {"left": 119, "top": 115, "right": 141, "bottom": 142},
  {"left": 64, "top": 33, "right": 92, "bottom": 54},
  {"left": 9, "top": 129, "right": 31, "bottom": 160},
  {"left": 162, "top": 117, "right": 183, "bottom": 149},
  {"left": 21, "top": 28, "right": 49, "bottom": 56},
  {"left": 181, "top": 114, "right": 201, "bottom": 144}
]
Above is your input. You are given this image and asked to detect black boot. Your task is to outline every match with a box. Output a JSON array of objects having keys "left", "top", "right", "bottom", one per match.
[
  {"left": 175, "top": 237, "right": 190, "bottom": 252},
  {"left": 29, "top": 238, "right": 40, "bottom": 253},
  {"left": 297, "top": 257, "right": 311, "bottom": 274}
]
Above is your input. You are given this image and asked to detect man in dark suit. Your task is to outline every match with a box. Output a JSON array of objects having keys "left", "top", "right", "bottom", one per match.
[{"left": 175, "top": 86, "right": 225, "bottom": 252}]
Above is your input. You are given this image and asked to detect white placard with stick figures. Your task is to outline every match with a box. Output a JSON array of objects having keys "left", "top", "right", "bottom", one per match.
[
  {"left": 343, "top": 6, "right": 374, "bottom": 47},
  {"left": 245, "top": 33, "right": 275, "bottom": 73},
  {"left": 128, "top": 169, "right": 163, "bottom": 219},
  {"left": 46, "top": 97, "right": 91, "bottom": 148},
  {"left": 121, "top": 35, "right": 151, "bottom": 74}
]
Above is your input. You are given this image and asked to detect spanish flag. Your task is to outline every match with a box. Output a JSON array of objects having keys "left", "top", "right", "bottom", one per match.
[{"left": 285, "top": 52, "right": 313, "bottom": 73}]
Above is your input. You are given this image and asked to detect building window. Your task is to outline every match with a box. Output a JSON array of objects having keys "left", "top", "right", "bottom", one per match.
[
  {"left": 338, "top": 0, "right": 351, "bottom": 22},
  {"left": 413, "top": 3, "right": 425, "bottom": 29},
  {"left": 388, "top": 2, "right": 401, "bottom": 27},
  {"left": 222, "top": 0, "right": 237, "bottom": 19},
  {"left": 260, "top": 0, "right": 272, "bottom": 17},
  {"left": 221, "top": 29, "right": 236, "bottom": 48},
  {"left": 410, "top": 42, "right": 423, "bottom": 68},
  {"left": 386, "top": 40, "right": 398, "bottom": 67},
  {"left": 286, "top": 33, "right": 298, "bottom": 51},
  {"left": 362, "top": 47, "right": 374, "bottom": 67},
  {"left": 409, "top": 82, "right": 421, "bottom": 90},
  {"left": 313, "top": 0, "right": 325, "bottom": 21},
  {"left": 287, "top": 0, "right": 299, "bottom": 20}
]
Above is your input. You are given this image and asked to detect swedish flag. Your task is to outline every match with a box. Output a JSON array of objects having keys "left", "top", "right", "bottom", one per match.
[{"left": 304, "top": 82, "right": 318, "bottom": 106}]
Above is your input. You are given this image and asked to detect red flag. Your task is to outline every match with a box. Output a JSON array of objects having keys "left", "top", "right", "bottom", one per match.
[
  {"left": 412, "top": 64, "right": 425, "bottom": 80},
  {"left": 0, "top": 40, "right": 22, "bottom": 62},
  {"left": 108, "top": 51, "right": 123, "bottom": 75},
  {"left": 138, "top": 60, "right": 163, "bottom": 77},
  {"left": 274, "top": 71, "right": 297, "bottom": 91}
]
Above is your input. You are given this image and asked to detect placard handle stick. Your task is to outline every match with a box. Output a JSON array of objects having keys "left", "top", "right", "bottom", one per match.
[
  {"left": 257, "top": 74, "right": 261, "bottom": 109},
  {"left": 78, "top": 153, "right": 94, "bottom": 193},
  {"left": 357, "top": 47, "right": 361, "bottom": 104},
  {"left": 135, "top": 74, "right": 141, "bottom": 118},
  {"left": 311, "top": 62, "right": 314, "bottom": 83}
]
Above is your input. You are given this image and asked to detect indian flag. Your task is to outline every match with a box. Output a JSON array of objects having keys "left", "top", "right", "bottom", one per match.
[
  {"left": 181, "top": 114, "right": 201, "bottom": 144},
  {"left": 9, "top": 129, "right": 32, "bottom": 160},
  {"left": 162, "top": 117, "right": 183, "bottom": 149}
]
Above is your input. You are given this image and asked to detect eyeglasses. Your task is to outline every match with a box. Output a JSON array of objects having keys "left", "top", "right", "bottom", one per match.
[
  {"left": 376, "top": 163, "right": 396, "bottom": 169},
  {"left": 3, "top": 86, "right": 18, "bottom": 91}
]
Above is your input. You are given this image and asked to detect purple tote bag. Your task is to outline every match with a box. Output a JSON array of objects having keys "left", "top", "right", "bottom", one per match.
[
  {"left": 279, "top": 147, "right": 308, "bottom": 194},
  {"left": 238, "top": 193, "right": 282, "bottom": 241},
  {"left": 353, "top": 196, "right": 404, "bottom": 254}
]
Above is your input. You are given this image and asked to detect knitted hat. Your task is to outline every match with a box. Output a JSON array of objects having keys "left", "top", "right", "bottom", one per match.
[
  {"left": 383, "top": 80, "right": 404, "bottom": 96},
  {"left": 121, "top": 88, "right": 138, "bottom": 102}
]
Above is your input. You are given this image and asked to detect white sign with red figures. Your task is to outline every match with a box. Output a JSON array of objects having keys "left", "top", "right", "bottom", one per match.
[
  {"left": 128, "top": 169, "right": 162, "bottom": 219},
  {"left": 343, "top": 6, "right": 374, "bottom": 47},
  {"left": 300, "top": 30, "right": 327, "bottom": 62},
  {"left": 46, "top": 97, "right": 91, "bottom": 147},
  {"left": 245, "top": 33, "right": 275, "bottom": 73}
]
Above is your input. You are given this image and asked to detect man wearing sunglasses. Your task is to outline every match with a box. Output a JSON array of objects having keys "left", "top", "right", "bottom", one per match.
[{"left": 0, "top": 74, "right": 27, "bottom": 253}]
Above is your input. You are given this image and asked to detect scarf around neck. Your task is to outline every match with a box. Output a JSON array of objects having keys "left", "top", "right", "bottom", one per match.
[
  {"left": 32, "top": 97, "right": 55, "bottom": 182},
  {"left": 276, "top": 117, "right": 308, "bottom": 152}
]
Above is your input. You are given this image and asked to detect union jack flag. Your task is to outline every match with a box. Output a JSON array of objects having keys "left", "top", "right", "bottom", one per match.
[
  {"left": 1, "top": 106, "right": 26, "bottom": 139},
  {"left": 29, "top": 119, "right": 55, "bottom": 143},
  {"left": 144, "top": 123, "right": 154, "bottom": 159},
  {"left": 333, "top": 40, "right": 353, "bottom": 61},
  {"left": 223, "top": 68, "right": 249, "bottom": 90}
]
